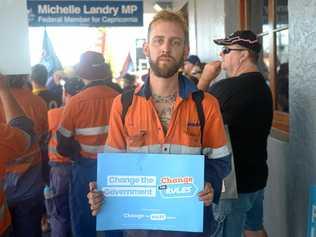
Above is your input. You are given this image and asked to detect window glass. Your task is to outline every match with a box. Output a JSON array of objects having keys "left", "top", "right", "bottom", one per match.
[
  {"left": 276, "top": 29, "right": 289, "bottom": 112},
  {"left": 276, "top": 0, "right": 288, "bottom": 27}
]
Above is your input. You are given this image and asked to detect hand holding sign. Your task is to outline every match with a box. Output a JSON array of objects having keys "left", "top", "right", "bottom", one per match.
[
  {"left": 198, "top": 182, "right": 214, "bottom": 207},
  {"left": 87, "top": 181, "right": 104, "bottom": 216}
]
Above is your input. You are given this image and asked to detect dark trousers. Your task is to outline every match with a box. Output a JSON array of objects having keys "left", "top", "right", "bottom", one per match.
[
  {"left": 8, "top": 195, "right": 43, "bottom": 237},
  {"left": 69, "top": 158, "right": 123, "bottom": 237},
  {"left": 69, "top": 158, "right": 97, "bottom": 237},
  {"left": 45, "top": 165, "right": 72, "bottom": 237}
]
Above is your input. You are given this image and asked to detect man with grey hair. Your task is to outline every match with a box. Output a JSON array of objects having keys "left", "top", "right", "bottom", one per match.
[{"left": 198, "top": 30, "right": 273, "bottom": 237}]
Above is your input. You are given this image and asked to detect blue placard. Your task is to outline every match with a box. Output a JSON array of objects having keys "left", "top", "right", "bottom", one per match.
[
  {"left": 96, "top": 153, "right": 205, "bottom": 232},
  {"left": 27, "top": 0, "right": 143, "bottom": 27},
  {"left": 307, "top": 185, "right": 316, "bottom": 237}
]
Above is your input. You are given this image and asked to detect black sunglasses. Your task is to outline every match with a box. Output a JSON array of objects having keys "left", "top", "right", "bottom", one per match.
[{"left": 222, "top": 47, "right": 247, "bottom": 54}]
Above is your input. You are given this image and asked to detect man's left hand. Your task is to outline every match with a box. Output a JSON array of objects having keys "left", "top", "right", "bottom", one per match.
[{"left": 198, "top": 182, "right": 214, "bottom": 207}]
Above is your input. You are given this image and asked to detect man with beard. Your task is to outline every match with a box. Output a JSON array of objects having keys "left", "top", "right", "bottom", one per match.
[{"left": 87, "top": 10, "right": 231, "bottom": 237}]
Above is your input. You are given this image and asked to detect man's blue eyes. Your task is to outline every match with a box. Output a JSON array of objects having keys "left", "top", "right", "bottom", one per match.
[{"left": 152, "top": 39, "right": 182, "bottom": 46}]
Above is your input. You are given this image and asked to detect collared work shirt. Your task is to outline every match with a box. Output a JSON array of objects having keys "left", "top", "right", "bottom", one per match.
[{"left": 58, "top": 81, "right": 119, "bottom": 159}]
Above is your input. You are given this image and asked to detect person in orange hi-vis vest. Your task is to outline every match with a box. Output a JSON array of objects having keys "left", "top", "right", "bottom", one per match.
[
  {"left": 56, "top": 51, "right": 120, "bottom": 237},
  {"left": 87, "top": 10, "right": 231, "bottom": 237},
  {"left": 46, "top": 77, "right": 84, "bottom": 237},
  {"left": 0, "top": 74, "right": 35, "bottom": 237},
  {"left": 0, "top": 75, "right": 48, "bottom": 237}
]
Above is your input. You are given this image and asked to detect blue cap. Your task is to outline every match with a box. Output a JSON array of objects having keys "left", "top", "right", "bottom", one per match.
[{"left": 185, "top": 55, "right": 201, "bottom": 65}]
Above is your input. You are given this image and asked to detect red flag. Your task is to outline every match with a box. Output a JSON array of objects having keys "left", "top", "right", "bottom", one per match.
[{"left": 119, "top": 52, "right": 134, "bottom": 77}]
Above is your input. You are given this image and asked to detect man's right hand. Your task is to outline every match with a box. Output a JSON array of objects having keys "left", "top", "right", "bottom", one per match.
[
  {"left": 197, "top": 61, "right": 222, "bottom": 91},
  {"left": 87, "top": 181, "right": 104, "bottom": 216}
]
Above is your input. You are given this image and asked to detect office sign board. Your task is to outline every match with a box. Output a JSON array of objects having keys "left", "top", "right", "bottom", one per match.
[{"left": 27, "top": 0, "right": 143, "bottom": 27}]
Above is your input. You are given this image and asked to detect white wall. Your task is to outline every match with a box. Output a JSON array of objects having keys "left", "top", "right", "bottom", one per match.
[
  {"left": 188, "top": 0, "right": 226, "bottom": 62},
  {"left": 288, "top": 1, "right": 316, "bottom": 236},
  {"left": 264, "top": 137, "right": 289, "bottom": 237},
  {"left": 0, "top": 0, "right": 30, "bottom": 75},
  {"left": 188, "top": 0, "right": 240, "bottom": 62}
]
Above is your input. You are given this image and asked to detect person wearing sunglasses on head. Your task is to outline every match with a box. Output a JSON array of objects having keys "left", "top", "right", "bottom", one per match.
[{"left": 197, "top": 31, "right": 273, "bottom": 237}]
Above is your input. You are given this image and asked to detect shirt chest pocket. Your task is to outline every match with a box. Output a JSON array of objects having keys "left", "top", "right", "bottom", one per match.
[
  {"left": 184, "top": 126, "right": 202, "bottom": 147},
  {"left": 124, "top": 126, "right": 148, "bottom": 151}
]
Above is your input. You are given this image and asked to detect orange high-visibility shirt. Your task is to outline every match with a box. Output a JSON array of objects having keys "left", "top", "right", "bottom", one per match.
[
  {"left": 48, "top": 107, "right": 71, "bottom": 164},
  {"left": 0, "top": 123, "right": 32, "bottom": 235},
  {"left": 0, "top": 89, "right": 48, "bottom": 176},
  {"left": 58, "top": 81, "right": 119, "bottom": 159},
  {"left": 106, "top": 75, "right": 231, "bottom": 202},
  {"left": 104, "top": 74, "right": 231, "bottom": 237},
  {"left": 11, "top": 89, "right": 47, "bottom": 136},
  {"left": 106, "top": 83, "right": 228, "bottom": 156}
]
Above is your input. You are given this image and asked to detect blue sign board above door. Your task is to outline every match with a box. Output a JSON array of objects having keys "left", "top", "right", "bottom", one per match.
[{"left": 27, "top": 0, "right": 143, "bottom": 27}]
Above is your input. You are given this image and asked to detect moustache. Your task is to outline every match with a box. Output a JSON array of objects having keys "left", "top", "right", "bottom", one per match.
[{"left": 158, "top": 55, "right": 175, "bottom": 62}]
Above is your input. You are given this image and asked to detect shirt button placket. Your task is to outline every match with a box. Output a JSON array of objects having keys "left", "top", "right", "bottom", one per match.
[{"left": 162, "top": 144, "right": 170, "bottom": 153}]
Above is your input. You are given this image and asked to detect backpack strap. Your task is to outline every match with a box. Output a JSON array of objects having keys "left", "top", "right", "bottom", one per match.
[
  {"left": 120, "top": 89, "right": 205, "bottom": 145},
  {"left": 192, "top": 90, "right": 205, "bottom": 145},
  {"left": 121, "top": 89, "right": 135, "bottom": 125}
]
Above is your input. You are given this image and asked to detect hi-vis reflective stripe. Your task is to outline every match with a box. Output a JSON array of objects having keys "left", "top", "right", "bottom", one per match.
[
  {"left": 48, "top": 146, "right": 58, "bottom": 154},
  {"left": 58, "top": 127, "right": 73, "bottom": 138},
  {"left": 127, "top": 144, "right": 202, "bottom": 154},
  {"left": 106, "top": 144, "right": 201, "bottom": 154},
  {"left": 80, "top": 144, "right": 107, "bottom": 154},
  {"left": 203, "top": 145, "right": 230, "bottom": 159},
  {"left": 75, "top": 126, "right": 108, "bottom": 136},
  {"left": 105, "top": 144, "right": 230, "bottom": 158},
  {"left": 50, "top": 133, "right": 57, "bottom": 140}
]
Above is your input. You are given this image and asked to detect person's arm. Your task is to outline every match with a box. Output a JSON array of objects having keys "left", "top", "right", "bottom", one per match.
[
  {"left": 197, "top": 61, "right": 222, "bottom": 91},
  {"left": 56, "top": 101, "right": 81, "bottom": 158},
  {"left": 0, "top": 74, "right": 33, "bottom": 136},
  {"left": 0, "top": 74, "right": 25, "bottom": 122},
  {"left": 202, "top": 96, "right": 231, "bottom": 204},
  {"left": 0, "top": 74, "right": 34, "bottom": 155}
]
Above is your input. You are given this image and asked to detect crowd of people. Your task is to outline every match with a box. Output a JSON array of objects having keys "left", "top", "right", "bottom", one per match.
[{"left": 0, "top": 10, "right": 273, "bottom": 237}]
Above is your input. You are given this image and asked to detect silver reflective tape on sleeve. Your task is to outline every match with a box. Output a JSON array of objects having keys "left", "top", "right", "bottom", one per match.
[
  {"left": 58, "top": 127, "right": 73, "bottom": 138},
  {"left": 80, "top": 144, "right": 107, "bottom": 154},
  {"left": 75, "top": 126, "right": 108, "bottom": 136},
  {"left": 203, "top": 145, "right": 230, "bottom": 159}
]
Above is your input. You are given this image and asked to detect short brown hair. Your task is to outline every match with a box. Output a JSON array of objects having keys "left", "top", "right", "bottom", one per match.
[
  {"left": 31, "top": 64, "right": 48, "bottom": 86},
  {"left": 148, "top": 10, "right": 188, "bottom": 45}
]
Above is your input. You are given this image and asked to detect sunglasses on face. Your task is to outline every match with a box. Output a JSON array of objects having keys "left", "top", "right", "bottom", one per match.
[{"left": 221, "top": 47, "right": 247, "bottom": 54}]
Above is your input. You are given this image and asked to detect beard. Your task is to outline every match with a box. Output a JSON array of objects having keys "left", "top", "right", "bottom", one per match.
[{"left": 149, "top": 53, "right": 184, "bottom": 78}]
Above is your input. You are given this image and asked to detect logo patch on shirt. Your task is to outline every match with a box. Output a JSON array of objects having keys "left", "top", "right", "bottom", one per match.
[{"left": 187, "top": 122, "right": 200, "bottom": 127}]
